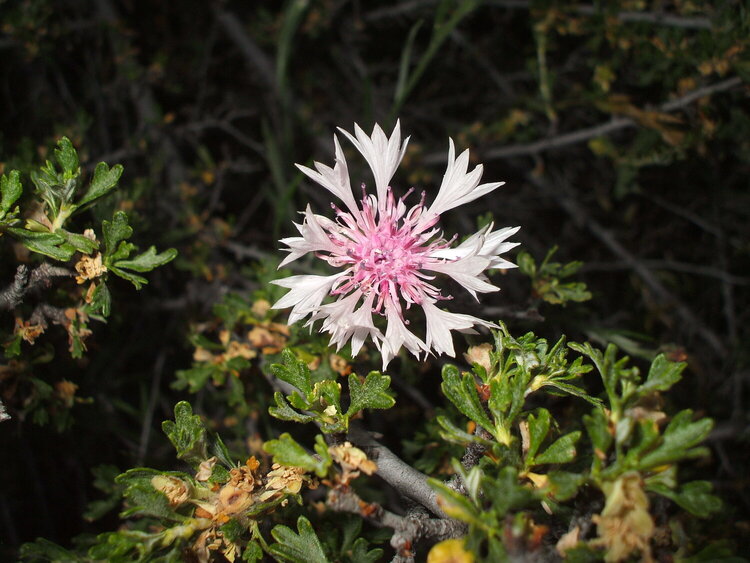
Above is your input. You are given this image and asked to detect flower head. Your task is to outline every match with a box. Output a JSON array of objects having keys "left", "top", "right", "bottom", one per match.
[{"left": 272, "top": 121, "right": 519, "bottom": 369}]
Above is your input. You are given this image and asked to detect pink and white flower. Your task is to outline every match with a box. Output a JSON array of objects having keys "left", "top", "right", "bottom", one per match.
[{"left": 272, "top": 121, "right": 520, "bottom": 369}]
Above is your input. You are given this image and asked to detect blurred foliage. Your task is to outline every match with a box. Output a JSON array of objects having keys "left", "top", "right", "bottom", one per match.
[{"left": 1, "top": 0, "right": 749, "bottom": 561}]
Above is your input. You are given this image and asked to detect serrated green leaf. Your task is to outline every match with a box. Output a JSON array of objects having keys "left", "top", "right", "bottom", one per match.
[
  {"left": 545, "top": 470, "right": 584, "bottom": 502},
  {"left": 638, "top": 354, "right": 685, "bottom": 394},
  {"left": 436, "top": 415, "right": 492, "bottom": 447},
  {"left": 638, "top": 410, "right": 713, "bottom": 470},
  {"left": 79, "top": 162, "right": 123, "bottom": 206},
  {"left": 62, "top": 230, "right": 99, "bottom": 254},
  {"left": 271, "top": 349, "right": 313, "bottom": 397},
  {"left": 263, "top": 433, "right": 331, "bottom": 477},
  {"left": 583, "top": 408, "right": 612, "bottom": 454},
  {"left": 109, "top": 240, "right": 136, "bottom": 263},
  {"left": 441, "top": 364, "right": 494, "bottom": 433},
  {"left": 0, "top": 170, "right": 22, "bottom": 215},
  {"left": 115, "top": 246, "right": 177, "bottom": 272},
  {"left": 350, "top": 538, "right": 383, "bottom": 563},
  {"left": 429, "top": 478, "right": 482, "bottom": 524},
  {"left": 481, "top": 466, "right": 536, "bottom": 515},
  {"left": 679, "top": 540, "right": 746, "bottom": 562},
  {"left": 19, "top": 538, "right": 79, "bottom": 562},
  {"left": 54, "top": 137, "right": 79, "bottom": 176},
  {"left": 115, "top": 468, "right": 185, "bottom": 520},
  {"left": 6, "top": 227, "right": 75, "bottom": 261},
  {"left": 86, "top": 282, "right": 112, "bottom": 318},
  {"left": 346, "top": 371, "right": 395, "bottom": 416},
  {"left": 516, "top": 250, "right": 536, "bottom": 276},
  {"left": 102, "top": 211, "right": 133, "bottom": 256},
  {"left": 534, "top": 431, "right": 581, "bottom": 465},
  {"left": 526, "top": 408, "right": 551, "bottom": 463},
  {"left": 269, "top": 516, "right": 330, "bottom": 563},
  {"left": 648, "top": 480, "right": 722, "bottom": 518},
  {"left": 108, "top": 265, "right": 149, "bottom": 289},
  {"left": 161, "top": 401, "right": 208, "bottom": 467},
  {"left": 541, "top": 380, "right": 603, "bottom": 407},
  {"left": 84, "top": 464, "right": 123, "bottom": 522},
  {"left": 269, "top": 392, "right": 316, "bottom": 424},
  {"left": 242, "top": 541, "right": 264, "bottom": 562}
]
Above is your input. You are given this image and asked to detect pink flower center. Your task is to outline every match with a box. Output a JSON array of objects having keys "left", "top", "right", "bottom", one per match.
[{"left": 326, "top": 186, "right": 448, "bottom": 317}]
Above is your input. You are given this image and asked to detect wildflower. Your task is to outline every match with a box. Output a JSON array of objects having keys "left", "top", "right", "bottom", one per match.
[{"left": 272, "top": 122, "right": 519, "bottom": 369}]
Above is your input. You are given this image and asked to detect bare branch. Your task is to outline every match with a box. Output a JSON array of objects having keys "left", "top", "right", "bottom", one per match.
[
  {"left": 423, "top": 76, "right": 743, "bottom": 164},
  {"left": 327, "top": 485, "right": 465, "bottom": 562},
  {"left": 0, "top": 264, "right": 73, "bottom": 311},
  {"left": 348, "top": 424, "right": 446, "bottom": 518}
]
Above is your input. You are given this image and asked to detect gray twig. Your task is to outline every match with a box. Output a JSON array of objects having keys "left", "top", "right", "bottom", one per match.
[
  {"left": 424, "top": 76, "right": 743, "bottom": 164},
  {"left": 0, "top": 264, "right": 73, "bottom": 311},
  {"left": 327, "top": 485, "right": 465, "bottom": 563},
  {"left": 348, "top": 424, "right": 446, "bottom": 518}
]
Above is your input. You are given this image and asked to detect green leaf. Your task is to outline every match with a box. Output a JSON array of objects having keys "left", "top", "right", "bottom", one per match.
[
  {"left": 525, "top": 408, "right": 551, "bottom": 463},
  {"left": 349, "top": 538, "right": 383, "bottom": 563},
  {"left": 271, "top": 349, "right": 313, "bottom": 397},
  {"left": 269, "top": 516, "right": 330, "bottom": 563},
  {"left": 79, "top": 162, "right": 123, "bottom": 206},
  {"left": 638, "top": 354, "right": 685, "bottom": 394},
  {"left": 19, "top": 538, "right": 79, "bottom": 562},
  {"left": 346, "top": 371, "right": 395, "bottom": 416},
  {"left": 161, "top": 401, "right": 208, "bottom": 467},
  {"left": 114, "top": 246, "right": 177, "bottom": 272},
  {"left": 54, "top": 137, "right": 79, "bottom": 176},
  {"left": 534, "top": 431, "right": 581, "bottom": 465},
  {"left": 7, "top": 227, "right": 75, "bottom": 261},
  {"left": 436, "top": 415, "right": 492, "bottom": 447},
  {"left": 481, "top": 466, "right": 536, "bottom": 515},
  {"left": 242, "top": 541, "right": 264, "bottom": 562},
  {"left": 679, "top": 540, "right": 747, "bottom": 562},
  {"left": 263, "top": 433, "right": 331, "bottom": 477},
  {"left": 516, "top": 250, "right": 536, "bottom": 276},
  {"left": 429, "top": 478, "right": 482, "bottom": 525},
  {"left": 0, "top": 170, "right": 22, "bottom": 216},
  {"left": 269, "top": 392, "right": 316, "bottom": 424},
  {"left": 86, "top": 282, "right": 112, "bottom": 318},
  {"left": 84, "top": 464, "right": 123, "bottom": 522},
  {"left": 647, "top": 480, "right": 722, "bottom": 518},
  {"left": 441, "top": 364, "right": 494, "bottom": 433},
  {"left": 102, "top": 211, "right": 133, "bottom": 256},
  {"left": 62, "top": 230, "right": 99, "bottom": 254},
  {"left": 115, "top": 468, "right": 186, "bottom": 520},
  {"left": 543, "top": 381, "right": 603, "bottom": 407},
  {"left": 545, "top": 470, "right": 584, "bottom": 502},
  {"left": 108, "top": 266, "right": 148, "bottom": 289},
  {"left": 638, "top": 410, "right": 713, "bottom": 470},
  {"left": 583, "top": 408, "right": 612, "bottom": 454}
]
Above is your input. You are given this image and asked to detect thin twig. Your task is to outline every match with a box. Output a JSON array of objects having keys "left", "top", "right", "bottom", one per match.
[
  {"left": 348, "top": 424, "right": 446, "bottom": 518},
  {"left": 423, "top": 76, "right": 743, "bottom": 164},
  {"left": 327, "top": 485, "right": 465, "bottom": 562},
  {"left": 581, "top": 259, "right": 750, "bottom": 286},
  {"left": 0, "top": 264, "right": 73, "bottom": 311}
]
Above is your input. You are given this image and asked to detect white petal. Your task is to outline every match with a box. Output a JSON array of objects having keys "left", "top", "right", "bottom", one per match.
[
  {"left": 338, "top": 120, "right": 409, "bottom": 204},
  {"left": 278, "top": 205, "right": 338, "bottom": 267},
  {"left": 295, "top": 135, "right": 360, "bottom": 217},
  {"left": 422, "top": 300, "right": 496, "bottom": 358},
  {"left": 423, "top": 138, "right": 505, "bottom": 221},
  {"left": 270, "top": 273, "right": 343, "bottom": 324},
  {"left": 381, "top": 304, "right": 425, "bottom": 369}
]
